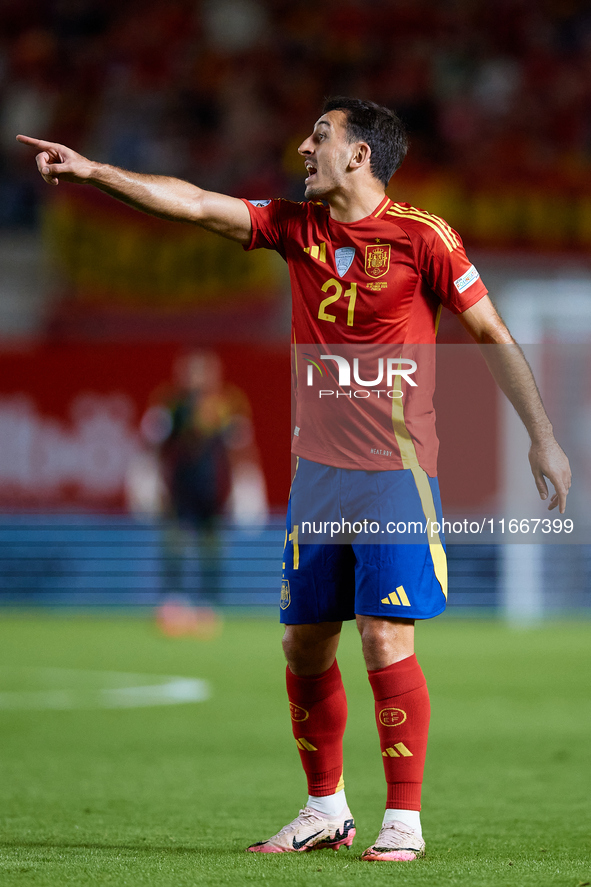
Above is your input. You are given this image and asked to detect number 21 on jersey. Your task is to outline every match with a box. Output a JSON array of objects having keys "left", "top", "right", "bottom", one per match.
[{"left": 318, "top": 278, "right": 357, "bottom": 327}]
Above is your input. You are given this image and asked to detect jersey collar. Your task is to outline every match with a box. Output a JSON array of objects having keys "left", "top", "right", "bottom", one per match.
[
  {"left": 328, "top": 195, "right": 392, "bottom": 226},
  {"left": 372, "top": 196, "right": 391, "bottom": 219}
]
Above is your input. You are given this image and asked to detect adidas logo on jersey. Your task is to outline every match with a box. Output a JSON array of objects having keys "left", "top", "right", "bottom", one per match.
[{"left": 303, "top": 242, "right": 327, "bottom": 262}]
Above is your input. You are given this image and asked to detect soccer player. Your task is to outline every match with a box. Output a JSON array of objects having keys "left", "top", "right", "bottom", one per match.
[{"left": 18, "top": 97, "right": 571, "bottom": 861}]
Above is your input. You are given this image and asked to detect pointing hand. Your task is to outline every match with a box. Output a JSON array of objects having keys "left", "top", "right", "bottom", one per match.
[{"left": 16, "top": 135, "right": 93, "bottom": 186}]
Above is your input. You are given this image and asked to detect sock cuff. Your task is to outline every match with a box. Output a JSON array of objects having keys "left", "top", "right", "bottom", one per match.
[
  {"left": 386, "top": 781, "right": 423, "bottom": 811},
  {"left": 306, "top": 767, "right": 345, "bottom": 797},
  {"left": 286, "top": 659, "right": 343, "bottom": 704},
  {"left": 367, "top": 654, "right": 426, "bottom": 699}
]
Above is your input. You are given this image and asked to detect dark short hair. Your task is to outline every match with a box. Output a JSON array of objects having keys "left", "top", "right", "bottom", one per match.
[{"left": 322, "top": 97, "right": 408, "bottom": 186}]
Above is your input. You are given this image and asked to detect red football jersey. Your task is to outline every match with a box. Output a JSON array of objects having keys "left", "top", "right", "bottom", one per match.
[{"left": 243, "top": 195, "right": 487, "bottom": 475}]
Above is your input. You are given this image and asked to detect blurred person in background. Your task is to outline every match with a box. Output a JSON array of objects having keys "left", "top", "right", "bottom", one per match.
[
  {"left": 18, "top": 94, "right": 570, "bottom": 863},
  {"left": 127, "top": 349, "right": 267, "bottom": 629}
]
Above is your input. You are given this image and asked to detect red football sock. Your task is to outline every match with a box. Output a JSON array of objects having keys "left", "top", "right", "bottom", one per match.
[
  {"left": 286, "top": 659, "right": 347, "bottom": 797},
  {"left": 367, "top": 654, "right": 430, "bottom": 811}
]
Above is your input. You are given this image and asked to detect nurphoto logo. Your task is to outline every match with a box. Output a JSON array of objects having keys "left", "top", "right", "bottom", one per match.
[{"left": 304, "top": 354, "right": 418, "bottom": 399}]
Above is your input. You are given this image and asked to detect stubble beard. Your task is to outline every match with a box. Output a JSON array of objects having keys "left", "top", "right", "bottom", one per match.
[
  {"left": 304, "top": 167, "right": 342, "bottom": 202},
  {"left": 304, "top": 183, "right": 326, "bottom": 201}
]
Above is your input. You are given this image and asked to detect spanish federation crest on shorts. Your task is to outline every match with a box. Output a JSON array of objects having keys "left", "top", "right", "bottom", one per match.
[
  {"left": 335, "top": 247, "right": 355, "bottom": 277},
  {"left": 280, "top": 579, "right": 291, "bottom": 609}
]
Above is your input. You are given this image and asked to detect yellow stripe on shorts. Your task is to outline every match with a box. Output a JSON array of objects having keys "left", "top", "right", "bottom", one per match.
[{"left": 390, "top": 392, "right": 448, "bottom": 599}]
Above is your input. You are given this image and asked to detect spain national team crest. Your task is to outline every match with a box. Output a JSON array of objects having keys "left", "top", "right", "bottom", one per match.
[
  {"left": 379, "top": 707, "right": 407, "bottom": 727},
  {"left": 289, "top": 702, "right": 309, "bottom": 722},
  {"left": 280, "top": 579, "right": 291, "bottom": 609},
  {"left": 365, "top": 243, "right": 391, "bottom": 278}
]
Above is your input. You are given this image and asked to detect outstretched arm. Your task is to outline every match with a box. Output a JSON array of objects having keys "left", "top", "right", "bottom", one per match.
[
  {"left": 458, "top": 295, "right": 571, "bottom": 513},
  {"left": 16, "top": 135, "right": 252, "bottom": 244}
]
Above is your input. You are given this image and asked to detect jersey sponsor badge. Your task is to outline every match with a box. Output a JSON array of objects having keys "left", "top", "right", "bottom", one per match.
[
  {"left": 248, "top": 199, "right": 271, "bottom": 207},
  {"left": 454, "top": 264, "right": 480, "bottom": 293},
  {"left": 335, "top": 247, "right": 355, "bottom": 277},
  {"left": 365, "top": 243, "right": 391, "bottom": 278}
]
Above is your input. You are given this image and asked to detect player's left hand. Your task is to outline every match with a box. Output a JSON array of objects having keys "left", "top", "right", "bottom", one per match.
[{"left": 528, "top": 437, "right": 571, "bottom": 513}]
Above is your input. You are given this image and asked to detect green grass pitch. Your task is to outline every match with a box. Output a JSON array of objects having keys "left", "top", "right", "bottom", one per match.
[{"left": 0, "top": 613, "right": 589, "bottom": 886}]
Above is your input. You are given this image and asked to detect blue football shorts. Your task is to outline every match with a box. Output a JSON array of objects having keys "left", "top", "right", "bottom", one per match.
[{"left": 280, "top": 457, "right": 447, "bottom": 624}]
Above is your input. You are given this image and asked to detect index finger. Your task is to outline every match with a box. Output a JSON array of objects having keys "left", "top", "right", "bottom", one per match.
[
  {"left": 16, "top": 134, "right": 48, "bottom": 149},
  {"left": 549, "top": 478, "right": 569, "bottom": 514}
]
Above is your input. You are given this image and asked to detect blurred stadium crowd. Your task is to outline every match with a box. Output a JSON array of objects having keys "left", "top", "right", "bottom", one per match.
[{"left": 2, "top": 0, "right": 591, "bottom": 227}]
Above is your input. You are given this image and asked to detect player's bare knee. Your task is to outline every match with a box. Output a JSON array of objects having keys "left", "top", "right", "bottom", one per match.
[
  {"left": 356, "top": 615, "right": 415, "bottom": 670},
  {"left": 281, "top": 629, "right": 305, "bottom": 671},
  {"left": 282, "top": 623, "right": 341, "bottom": 676}
]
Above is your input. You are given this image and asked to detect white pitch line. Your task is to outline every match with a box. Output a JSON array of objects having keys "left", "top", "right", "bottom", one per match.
[
  {"left": 0, "top": 668, "right": 210, "bottom": 710},
  {"left": 101, "top": 679, "right": 209, "bottom": 708}
]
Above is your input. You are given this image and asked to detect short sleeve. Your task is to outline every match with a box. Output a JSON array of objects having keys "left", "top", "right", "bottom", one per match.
[
  {"left": 241, "top": 199, "right": 284, "bottom": 255},
  {"left": 414, "top": 224, "right": 488, "bottom": 314},
  {"left": 241, "top": 198, "right": 312, "bottom": 262}
]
